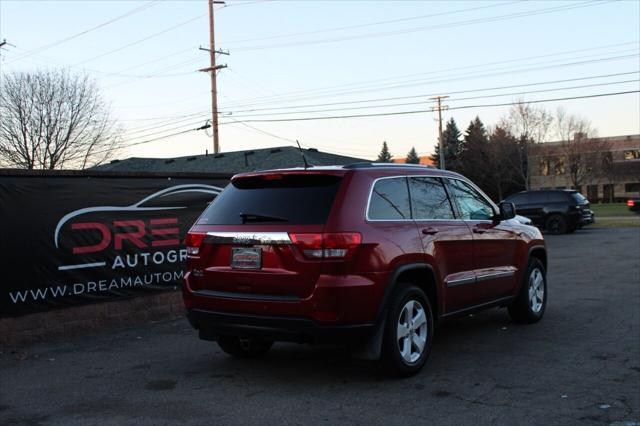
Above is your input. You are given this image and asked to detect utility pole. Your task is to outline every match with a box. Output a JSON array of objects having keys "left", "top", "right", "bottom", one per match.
[
  {"left": 198, "top": 0, "right": 227, "bottom": 154},
  {"left": 0, "top": 40, "right": 15, "bottom": 91},
  {"left": 430, "top": 95, "right": 449, "bottom": 170}
]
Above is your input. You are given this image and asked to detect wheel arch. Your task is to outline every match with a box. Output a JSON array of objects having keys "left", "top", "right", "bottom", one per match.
[
  {"left": 528, "top": 245, "right": 547, "bottom": 271},
  {"left": 377, "top": 263, "right": 440, "bottom": 323}
]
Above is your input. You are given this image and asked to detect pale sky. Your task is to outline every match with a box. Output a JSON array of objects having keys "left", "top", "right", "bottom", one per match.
[{"left": 1, "top": 0, "right": 639, "bottom": 161}]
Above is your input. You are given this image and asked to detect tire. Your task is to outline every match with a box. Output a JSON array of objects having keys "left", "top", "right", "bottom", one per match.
[
  {"left": 508, "top": 258, "right": 547, "bottom": 324},
  {"left": 545, "top": 214, "right": 567, "bottom": 234},
  {"left": 217, "top": 336, "right": 273, "bottom": 358},
  {"left": 381, "top": 285, "right": 434, "bottom": 377}
]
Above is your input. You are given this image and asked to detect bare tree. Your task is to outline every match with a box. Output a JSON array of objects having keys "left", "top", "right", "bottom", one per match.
[
  {"left": 499, "top": 100, "right": 553, "bottom": 189},
  {"left": 0, "top": 69, "right": 122, "bottom": 169},
  {"left": 554, "top": 107, "right": 608, "bottom": 190}
]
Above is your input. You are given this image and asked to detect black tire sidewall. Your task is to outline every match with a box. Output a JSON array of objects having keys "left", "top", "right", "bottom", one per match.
[
  {"left": 382, "top": 285, "right": 434, "bottom": 376},
  {"left": 511, "top": 258, "right": 547, "bottom": 323},
  {"left": 546, "top": 215, "right": 567, "bottom": 234}
]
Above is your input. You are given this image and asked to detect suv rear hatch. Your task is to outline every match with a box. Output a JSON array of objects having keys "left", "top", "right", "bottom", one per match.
[{"left": 186, "top": 172, "right": 353, "bottom": 300}]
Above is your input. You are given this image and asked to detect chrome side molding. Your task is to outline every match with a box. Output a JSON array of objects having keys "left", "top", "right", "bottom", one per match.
[
  {"left": 476, "top": 270, "right": 515, "bottom": 283},
  {"left": 445, "top": 276, "right": 475, "bottom": 287},
  {"left": 446, "top": 269, "right": 516, "bottom": 287}
]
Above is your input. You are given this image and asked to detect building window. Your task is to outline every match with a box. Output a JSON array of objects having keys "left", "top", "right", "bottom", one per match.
[
  {"left": 625, "top": 182, "right": 640, "bottom": 193},
  {"left": 554, "top": 157, "right": 565, "bottom": 175},
  {"left": 623, "top": 149, "right": 640, "bottom": 160},
  {"left": 539, "top": 159, "right": 550, "bottom": 176},
  {"left": 603, "top": 184, "right": 614, "bottom": 203},
  {"left": 587, "top": 185, "right": 598, "bottom": 201},
  {"left": 602, "top": 152, "right": 613, "bottom": 167}
]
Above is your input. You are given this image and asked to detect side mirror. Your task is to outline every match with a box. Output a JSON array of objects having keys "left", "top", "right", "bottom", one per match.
[{"left": 499, "top": 202, "right": 516, "bottom": 221}]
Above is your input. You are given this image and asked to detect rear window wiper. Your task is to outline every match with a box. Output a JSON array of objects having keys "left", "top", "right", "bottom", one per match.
[{"left": 239, "top": 212, "right": 289, "bottom": 223}]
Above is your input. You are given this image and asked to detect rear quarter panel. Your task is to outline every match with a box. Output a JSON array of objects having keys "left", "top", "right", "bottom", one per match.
[{"left": 324, "top": 170, "right": 434, "bottom": 321}]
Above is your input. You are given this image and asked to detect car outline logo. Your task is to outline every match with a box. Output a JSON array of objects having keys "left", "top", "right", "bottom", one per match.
[{"left": 54, "top": 184, "right": 224, "bottom": 248}]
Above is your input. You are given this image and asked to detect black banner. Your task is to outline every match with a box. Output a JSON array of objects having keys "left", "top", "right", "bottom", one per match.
[{"left": 0, "top": 173, "right": 230, "bottom": 317}]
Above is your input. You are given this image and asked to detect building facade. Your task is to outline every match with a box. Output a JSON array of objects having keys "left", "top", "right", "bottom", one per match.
[{"left": 529, "top": 134, "right": 640, "bottom": 202}]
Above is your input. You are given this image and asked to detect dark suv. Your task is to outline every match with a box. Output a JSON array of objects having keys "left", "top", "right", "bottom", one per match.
[
  {"left": 504, "top": 189, "right": 594, "bottom": 234},
  {"left": 183, "top": 164, "right": 547, "bottom": 376}
]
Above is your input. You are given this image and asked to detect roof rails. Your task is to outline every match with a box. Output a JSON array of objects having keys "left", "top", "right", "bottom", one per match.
[{"left": 343, "top": 162, "right": 435, "bottom": 169}]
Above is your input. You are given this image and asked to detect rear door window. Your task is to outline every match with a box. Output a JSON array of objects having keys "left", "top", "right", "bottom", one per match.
[
  {"left": 548, "top": 192, "right": 568, "bottom": 203},
  {"left": 528, "top": 192, "right": 548, "bottom": 204},
  {"left": 198, "top": 174, "right": 342, "bottom": 225},
  {"left": 368, "top": 177, "right": 411, "bottom": 220},
  {"left": 408, "top": 177, "right": 455, "bottom": 220}
]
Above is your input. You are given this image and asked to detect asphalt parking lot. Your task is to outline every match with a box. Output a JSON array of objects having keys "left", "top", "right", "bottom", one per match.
[{"left": 1, "top": 226, "right": 639, "bottom": 426}]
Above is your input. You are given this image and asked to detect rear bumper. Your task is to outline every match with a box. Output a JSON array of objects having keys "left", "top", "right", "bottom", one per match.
[
  {"left": 182, "top": 270, "right": 382, "bottom": 323},
  {"left": 187, "top": 308, "right": 374, "bottom": 344}
]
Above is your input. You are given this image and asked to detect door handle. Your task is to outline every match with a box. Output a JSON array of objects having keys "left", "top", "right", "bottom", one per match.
[
  {"left": 472, "top": 227, "right": 487, "bottom": 234},
  {"left": 422, "top": 227, "right": 439, "bottom": 235}
]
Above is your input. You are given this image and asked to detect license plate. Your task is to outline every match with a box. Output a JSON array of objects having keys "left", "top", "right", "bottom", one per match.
[{"left": 231, "top": 247, "right": 261, "bottom": 270}]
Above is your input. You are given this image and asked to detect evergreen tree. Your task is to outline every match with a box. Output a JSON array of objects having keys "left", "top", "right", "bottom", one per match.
[
  {"left": 376, "top": 141, "right": 392, "bottom": 162},
  {"left": 406, "top": 146, "right": 420, "bottom": 164},
  {"left": 430, "top": 118, "right": 462, "bottom": 170},
  {"left": 458, "top": 117, "right": 490, "bottom": 190}
]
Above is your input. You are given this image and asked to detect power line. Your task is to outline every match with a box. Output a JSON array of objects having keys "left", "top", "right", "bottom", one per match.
[
  {"left": 105, "top": 46, "right": 199, "bottom": 75},
  {"left": 94, "top": 124, "right": 210, "bottom": 157},
  {"left": 102, "top": 57, "right": 204, "bottom": 90},
  {"left": 223, "top": 0, "right": 274, "bottom": 8},
  {"left": 122, "top": 119, "right": 210, "bottom": 142},
  {"left": 218, "top": 43, "right": 638, "bottom": 109},
  {"left": 123, "top": 113, "right": 209, "bottom": 135},
  {"left": 218, "top": 52, "right": 639, "bottom": 111},
  {"left": 223, "top": 118, "right": 377, "bottom": 158},
  {"left": 224, "top": 117, "right": 296, "bottom": 143},
  {"left": 229, "top": 1, "right": 611, "bottom": 51},
  {"left": 222, "top": 78, "right": 639, "bottom": 118},
  {"left": 113, "top": 90, "right": 639, "bottom": 158},
  {"left": 221, "top": 71, "right": 639, "bottom": 113},
  {"left": 118, "top": 111, "right": 208, "bottom": 122},
  {"left": 222, "top": 0, "right": 522, "bottom": 45},
  {"left": 72, "top": 13, "right": 207, "bottom": 66},
  {"left": 115, "top": 69, "right": 639, "bottom": 132},
  {"left": 221, "top": 90, "right": 640, "bottom": 123},
  {"left": 6, "top": 1, "right": 161, "bottom": 64}
]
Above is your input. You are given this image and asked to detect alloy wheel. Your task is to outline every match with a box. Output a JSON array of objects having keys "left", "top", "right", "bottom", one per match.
[
  {"left": 528, "top": 268, "right": 545, "bottom": 313},
  {"left": 396, "top": 300, "right": 428, "bottom": 364}
]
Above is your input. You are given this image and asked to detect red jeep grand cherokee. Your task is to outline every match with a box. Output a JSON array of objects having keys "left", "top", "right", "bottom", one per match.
[{"left": 183, "top": 163, "right": 547, "bottom": 376}]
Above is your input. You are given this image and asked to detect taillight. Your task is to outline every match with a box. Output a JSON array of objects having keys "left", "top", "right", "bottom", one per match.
[
  {"left": 628, "top": 199, "right": 635, "bottom": 207},
  {"left": 185, "top": 232, "right": 205, "bottom": 255},
  {"left": 289, "top": 232, "right": 362, "bottom": 259},
  {"left": 289, "top": 233, "right": 324, "bottom": 258}
]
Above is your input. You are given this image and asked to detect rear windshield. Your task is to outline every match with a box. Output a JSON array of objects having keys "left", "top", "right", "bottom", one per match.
[
  {"left": 198, "top": 174, "right": 343, "bottom": 225},
  {"left": 570, "top": 192, "right": 588, "bottom": 204}
]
